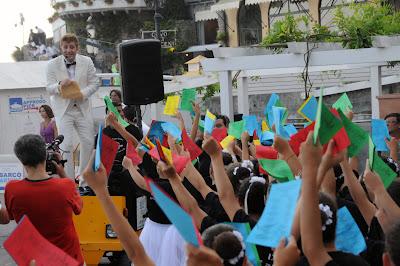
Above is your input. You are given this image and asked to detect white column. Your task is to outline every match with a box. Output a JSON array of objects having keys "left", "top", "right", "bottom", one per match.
[
  {"left": 237, "top": 76, "right": 249, "bottom": 115},
  {"left": 219, "top": 71, "right": 234, "bottom": 120},
  {"left": 370, "top": 66, "right": 382, "bottom": 119}
]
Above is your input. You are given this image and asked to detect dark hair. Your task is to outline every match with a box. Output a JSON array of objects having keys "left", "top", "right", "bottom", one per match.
[
  {"left": 202, "top": 224, "right": 245, "bottom": 266},
  {"left": 384, "top": 113, "right": 400, "bottom": 123},
  {"left": 123, "top": 105, "right": 137, "bottom": 123},
  {"left": 105, "top": 101, "right": 122, "bottom": 114},
  {"left": 237, "top": 177, "right": 268, "bottom": 216},
  {"left": 216, "top": 115, "right": 230, "bottom": 127},
  {"left": 222, "top": 152, "right": 233, "bottom": 166},
  {"left": 110, "top": 89, "right": 122, "bottom": 101},
  {"left": 386, "top": 222, "right": 400, "bottom": 266},
  {"left": 227, "top": 163, "right": 252, "bottom": 195},
  {"left": 319, "top": 192, "right": 337, "bottom": 244},
  {"left": 39, "top": 105, "right": 54, "bottom": 119},
  {"left": 14, "top": 134, "right": 46, "bottom": 167}
]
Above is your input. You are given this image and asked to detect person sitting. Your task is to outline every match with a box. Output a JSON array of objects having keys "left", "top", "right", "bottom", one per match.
[{"left": 4, "top": 134, "right": 84, "bottom": 265}]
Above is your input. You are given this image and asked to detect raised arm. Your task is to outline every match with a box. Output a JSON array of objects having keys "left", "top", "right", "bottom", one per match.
[
  {"left": 83, "top": 153, "right": 154, "bottom": 266},
  {"left": 181, "top": 160, "right": 214, "bottom": 199},
  {"left": 107, "top": 112, "right": 140, "bottom": 147},
  {"left": 364, "top": 161, "right": 400, "bottom": 233},
  {"left": 316, "top": 140, "right": 345, "bottom": 189},
  {"left": 241, "top": 132, "right": 250, "bottom": 161},
  {"left": 273, "top": 135, "right": 301, "bottom": 176},
  {"left": 158, "top": 161, "right": 207, "bottom": 229},
  {"left": 122, "top": 156, "right": 149, "bottom": 191},
  {"left": 202, "top": 137, "right": 241, "bottom": 221},
  {"left": 340, "top": 157, "right": 376, "bottom": 226},
  {"left": 190, "top": 102, "right": 201, "bottom": 141},
  {"left": 299, "top": 132, "right": 333, "bottom": 266}
]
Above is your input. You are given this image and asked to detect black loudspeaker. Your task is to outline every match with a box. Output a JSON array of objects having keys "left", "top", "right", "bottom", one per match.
[{"left": 119, "top": 39, "right": 164, "bottom": 105}]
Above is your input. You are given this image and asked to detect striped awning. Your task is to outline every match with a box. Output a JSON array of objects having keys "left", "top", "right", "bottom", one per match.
[
  {"left": 211, "top": 0, "right": 241, "bottom": 12},
  {"left": 195, "top": 9, "right": 219, "bottom": 22},
  {"left": 245, "top": 0, "right": 280, "bottom": 6}
]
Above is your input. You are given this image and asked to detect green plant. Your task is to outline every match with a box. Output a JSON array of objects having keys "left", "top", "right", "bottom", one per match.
[
  {"left": 53, "top": 2, "right": 66, "bottom": 9},
  {"left": 48, "top": 12, "right": 59, "bottom": 23},
  {"left": 333, "top": 0, "right": 396, "bottom": 48},
  {"left": 82, "top": 0, "right": 93, "bottom": 5},
  {"left": 196, "top": 83, "right": 220, "bottom": 101},
  {"left": 105, "top": 0, "right": 114, "bottom": 4},
  {"left": 261, "top": 14, "right": 307, "bottom": 46},
  {"left": 216, "top": 31, "right": 227, "bottom": 42},
  {"left": 70, "top": 1, "right": 79, "bottom": 7}
]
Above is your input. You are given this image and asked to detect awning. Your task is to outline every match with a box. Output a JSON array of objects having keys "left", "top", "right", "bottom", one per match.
[
  {"left": 181, "top": 43, "right": 221, "bottom": 53},
  {"left": 245, "top": 0, "right": 279, "bottom": 6},
  {"left": 195, "top": 9, "right": 219, "bottom": 22},
  {"left": 211, "top": 0, "right": 240, "bottom": 12}
]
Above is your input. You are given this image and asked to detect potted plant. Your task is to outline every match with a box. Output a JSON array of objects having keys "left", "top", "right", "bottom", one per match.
[
  {"left": 372, "top": 10, "right": 400, "bottom": 47},
  {"left": 53, "top": 2, "right": 66, "bottom": 9},
  {"left": 105, "top": 0, "right": 114, "bottom": 4},
  {"left": 82, "top": 0, "right": 94, "bottom": 6},
  {"left": 126, "top": 0, "right": 135, "bottom": 3},
  {"left": 216, "top": 31, "right": 227, "bottom": 46},
  {"left": 70, "top": 0, "right": 79, "bottom": 7}
]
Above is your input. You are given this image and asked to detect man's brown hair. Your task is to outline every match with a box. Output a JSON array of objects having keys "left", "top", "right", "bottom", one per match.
[{"left": 60, "top": 33, "right": 79, "bottom": 48}]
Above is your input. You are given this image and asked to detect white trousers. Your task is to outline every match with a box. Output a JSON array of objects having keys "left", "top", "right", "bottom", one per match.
[{"left": 57, "top": 105, "right": 94, "bottom": 186}]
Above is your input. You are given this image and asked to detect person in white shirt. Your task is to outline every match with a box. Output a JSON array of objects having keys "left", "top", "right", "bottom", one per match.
[{"left": 46, "top": 33, "right": 98, "bottom": 188}]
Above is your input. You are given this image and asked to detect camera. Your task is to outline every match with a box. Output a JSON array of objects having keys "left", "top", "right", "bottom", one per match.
[{"left": 45, "top": 135, "right": 67, "bottom": 175}]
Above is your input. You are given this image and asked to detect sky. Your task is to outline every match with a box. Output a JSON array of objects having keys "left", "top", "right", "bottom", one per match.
[{"left": 0, "top": 0, "right": 54, "bottom": 63}]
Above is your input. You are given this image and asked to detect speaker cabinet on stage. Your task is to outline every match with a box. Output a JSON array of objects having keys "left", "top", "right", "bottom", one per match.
[{"left": 119, "top": 39, "right": 164, "bottom": 105}]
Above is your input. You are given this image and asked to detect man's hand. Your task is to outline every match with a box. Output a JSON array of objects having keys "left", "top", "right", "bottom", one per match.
[
  {"left": 273, "top": 236, "right": 300, "bottom": 266},
  {"left": 82, "top": 151, "right": 108, "bottom": 194},
  {"left": 52, "top": 160, "right": 67, "bottom": 178},
  {"left": 202, "top": 137, "right": 221, "bottom": 158},
  {"left": 241, "top": 131, "right": 250, "bottom": 144},
  {"left": 186, "top": 244, "right": 223, "bottom": 266},
  {"left": 299, "top": 131, "right": 322, "bottom": 171}
]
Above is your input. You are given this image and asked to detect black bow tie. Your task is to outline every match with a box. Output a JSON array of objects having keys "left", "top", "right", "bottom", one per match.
[{"left": 66, "top": 61, "right": 76, "bottom": 68}]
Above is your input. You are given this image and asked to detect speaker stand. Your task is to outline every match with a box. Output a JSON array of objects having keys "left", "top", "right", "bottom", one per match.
[{"left": 133, "top": 105, "right": 143, "bottom": 137}]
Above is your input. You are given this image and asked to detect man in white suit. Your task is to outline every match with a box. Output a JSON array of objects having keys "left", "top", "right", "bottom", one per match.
[{"left": 46, "top": 34, "right": 98, "bottom": 186}]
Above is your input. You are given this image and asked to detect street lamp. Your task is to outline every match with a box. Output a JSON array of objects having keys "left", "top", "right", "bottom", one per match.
[{"left": 153, "top": 0, "right": 162, "bottom": 40}]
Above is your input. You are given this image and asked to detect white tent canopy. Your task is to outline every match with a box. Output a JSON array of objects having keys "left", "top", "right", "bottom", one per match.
[{"left": 0, "top": 61, "right": 48, "bottom": 90}]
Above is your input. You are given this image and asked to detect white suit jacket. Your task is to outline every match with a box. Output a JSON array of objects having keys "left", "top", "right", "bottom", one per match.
[{"left": 46, "top": 54, "right": 99, "bottom": 119}]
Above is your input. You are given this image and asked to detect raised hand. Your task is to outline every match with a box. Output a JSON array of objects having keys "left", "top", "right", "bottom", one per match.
[
  {"left": 320, "top": 139, "right": 345, "bottom": 173},
  {"left": 186, "top": 244, "right": 223, "bottom": 266},
  {"left": 192, "top": 101, "right": 201, "bottom": 116},
  {"left": 363, "top": 159, "right": 385, "bottom": 194},
  {"left": 202, "top": 137, "right": 221, "bottom": 158},
  {"left": 273, "top": 135, "right": 292, "bottom": 158},
  {"left": 122, "top": 156, "right": 134, "bottom": 169},
  {"left": 82, "top": 151, "right": 108, "bottom": 193},
  {"left": 299, "top": 131, "right": 322, "bottom": 172},
  {"left": 106, "top": 111, "right": 118, "bottom": 126},
  {"left": 273, "top": 236, "right": 300, "bottom": 266},
  {"left": 157, "top": 160, "right": 178, "bottom": 180}
]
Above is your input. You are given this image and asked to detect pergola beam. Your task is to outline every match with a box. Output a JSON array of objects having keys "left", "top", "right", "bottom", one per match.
[{"left": 202, "top": 46, "right": 400, "bottom": 72}]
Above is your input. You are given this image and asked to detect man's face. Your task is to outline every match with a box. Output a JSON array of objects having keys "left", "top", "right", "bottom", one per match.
[
  {"left": 61, "top": 41, "right": 78, "bottom": 62},
  {"left": 386, "top": 116, "right": 399, "bottom": 133}
]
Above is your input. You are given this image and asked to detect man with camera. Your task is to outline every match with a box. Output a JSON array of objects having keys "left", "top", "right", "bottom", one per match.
[{"left": 4, "top": 134, "right": 84, "bottom": 265}]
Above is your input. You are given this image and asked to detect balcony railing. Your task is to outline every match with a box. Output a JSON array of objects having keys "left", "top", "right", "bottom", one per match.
[{"left": 52, "top": 0, "right": 150, "bottom": 15}]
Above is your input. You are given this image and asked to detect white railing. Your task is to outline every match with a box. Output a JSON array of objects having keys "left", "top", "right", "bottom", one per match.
[{"left": 53, "top": 0, "right": 149, "bottom": 15}]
